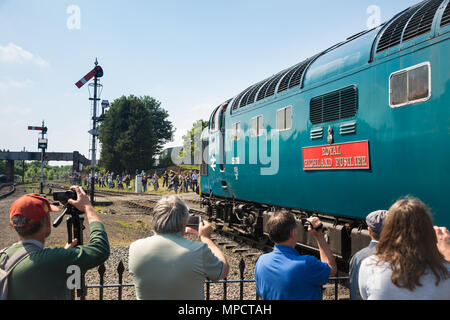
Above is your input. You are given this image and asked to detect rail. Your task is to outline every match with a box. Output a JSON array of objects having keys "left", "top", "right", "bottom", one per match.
[{"left": 0, "top": 183, "right": 16, "bottom": 199}]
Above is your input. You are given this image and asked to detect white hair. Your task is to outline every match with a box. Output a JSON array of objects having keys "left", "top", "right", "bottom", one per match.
[{"left": 152, "top": 195, "right": 189, "bottom": 233}]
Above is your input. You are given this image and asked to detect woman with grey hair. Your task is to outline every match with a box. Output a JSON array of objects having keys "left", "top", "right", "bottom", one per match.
[{"left": 129, "top": 195, "right": 229, "bottom": 300}]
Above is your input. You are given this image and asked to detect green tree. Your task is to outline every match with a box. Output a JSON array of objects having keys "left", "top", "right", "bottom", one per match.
[
  {"left": 181, "top": 119, "right": 209, "bottom": 164},
  {"left": 98, "top": 95, "right": 174, "bottom": 173}
]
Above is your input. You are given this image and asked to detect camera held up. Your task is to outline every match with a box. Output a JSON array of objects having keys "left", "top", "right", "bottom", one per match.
[{"left": 52, "top": 189, "right": 85, "bottom": 246}]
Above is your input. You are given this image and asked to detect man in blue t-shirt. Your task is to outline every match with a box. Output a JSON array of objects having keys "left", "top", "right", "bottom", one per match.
[{"left": 255, "top": 210, "right": 337, "bottom": 300}]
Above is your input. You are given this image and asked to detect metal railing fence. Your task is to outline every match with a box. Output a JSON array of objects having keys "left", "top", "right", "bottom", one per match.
[{"left": 77, "top": 258, "right": 349, "bottom": 301}]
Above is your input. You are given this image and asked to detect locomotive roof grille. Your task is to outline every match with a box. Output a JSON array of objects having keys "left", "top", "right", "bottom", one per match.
[
  {"left": 403, "top": 0, "right": 442, "bottom": 42},
  {"left": 288, "top": 58, "right": 314, "bottom": 89},
  {"left": 262, "top": 71, "right": 288, "bottom": 99},
  {"left": 229, "top": 0, "right": 444, "bottom": 114},
  {"left": 377, "top": 0, "right": 446, "bottom": 53},
  {"left": 245, "top": 81, "right": 266, "bottom": 106},
  {"left": 441, "top": 1, "right": 450, "bottom": 26},
  {"left": 377, "top": 5, "right": 420, "bottom": 53},
  {"left": 232, "top": 86, "right": 252, "bottom": 110},
  {"left": 310, "top": 86, "right": 358, "bottom": 125},
  {"left": 239, "top": 84, "right": 258, "bottom": 108},
  {"left": 277, "top": 63, "right": 301, "bottom": 93},
  {"left": 256, "top": 72, "right": 280, "bottom": 102}
]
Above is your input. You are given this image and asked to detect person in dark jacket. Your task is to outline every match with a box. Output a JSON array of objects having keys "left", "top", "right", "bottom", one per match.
[{"left": 1, "top": 187, "right": 110, "bottom": 299}]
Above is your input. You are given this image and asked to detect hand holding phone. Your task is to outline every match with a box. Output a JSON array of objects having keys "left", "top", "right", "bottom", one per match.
[{"left": 185, "top": 215, "right": 201, "bottom": 235}]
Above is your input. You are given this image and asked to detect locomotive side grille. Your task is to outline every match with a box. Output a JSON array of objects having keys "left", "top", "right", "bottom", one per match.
[
  {"left": 310, "top": 86, "right": 358, "bottom": 125},
  {"left": 403, "top": 0, "right": 443, "bottom": 42},
  {"left": 323, "top": 91, "right": 341, "bottom": 123},
  {"left": 310, "top": 97, "right": 323, "bottom": 125},
  {"left": 441, "top": 1, "right": 450, "bottom": 26},
  {"left": 377, "top": 4, "right": 421, "bottom": 53},
  {"left": 340, "top": 86, "right": 358, "bottom": 119}
]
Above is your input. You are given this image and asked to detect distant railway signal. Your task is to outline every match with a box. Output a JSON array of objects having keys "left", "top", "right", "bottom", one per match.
[
  {"left": 28, "top": 126, "right": 47, "bottom": 133},
  {"left": 28, "top": 121, "right": 48, "bottom": 194}
]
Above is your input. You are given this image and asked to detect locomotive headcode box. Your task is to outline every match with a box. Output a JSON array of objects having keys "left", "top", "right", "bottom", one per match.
[{"left": 302, "top": 141, "right": 370, "bottom": 170}]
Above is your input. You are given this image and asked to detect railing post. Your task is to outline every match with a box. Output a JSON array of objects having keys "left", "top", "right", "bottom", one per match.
[
  {"left": 117, "top": 260, "right": 124, "bottom": 300},
  {"left": 335, "top": 278, "right": 339, "bottom": 301},
  {"left": 239, "top": 258, "right": 245, "bottom": 300},
  {"left": 206, "top": 278, "right": 210, "bottom": 300},
  {"left": 223, "top": 277, "right": 227, "bottom": 300},
  {"left": 98, "top": 263, "right": 106, "bottom": 300}
]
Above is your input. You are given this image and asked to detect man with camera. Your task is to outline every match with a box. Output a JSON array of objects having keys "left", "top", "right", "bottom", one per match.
[
  {"left": 254, "top": 210, "right": 337, "bottom": 300},
  {"left": 129, "top": 195, "right": 229, "bottom": 299},
  {"left": 1, "top": 186, "right": 110, "bottom": 299}
]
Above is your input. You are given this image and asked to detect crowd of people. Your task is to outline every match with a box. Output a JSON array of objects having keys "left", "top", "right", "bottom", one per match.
[
  {"left": 81, "top": 169, "right": 199, "bottom": 194},
  {"left": 1, "top": 189, "right": 449, "bottom": 300}
]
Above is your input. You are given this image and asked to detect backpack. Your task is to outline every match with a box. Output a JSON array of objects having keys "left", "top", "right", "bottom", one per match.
[{"left": 0, "top": 243, "right": 41, "bottom": 300}]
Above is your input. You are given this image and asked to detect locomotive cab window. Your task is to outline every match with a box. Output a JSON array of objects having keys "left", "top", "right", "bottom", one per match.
[
  {"left": 231, "top": 122, "right": 241, "bottom": 141},
  {"left": 251, "top": 115, "right": 264, "bottom": 137},
  {"left": 210, "top": 107, "right": 221, "bottom": 132},
  {"left": 277, "top": 106, "right": 292, "bottom": 131},
  {"left": 390, "top": 62, "right": 431, "bottom": 108}
]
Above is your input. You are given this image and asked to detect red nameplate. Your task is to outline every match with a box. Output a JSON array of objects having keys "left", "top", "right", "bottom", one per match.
[{"left": 302, "top": 141, "right": 370, "bottom": 170}]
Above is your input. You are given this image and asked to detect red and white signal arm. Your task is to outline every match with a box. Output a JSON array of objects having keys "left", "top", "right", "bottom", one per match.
[
  {"left": 28, "top": 126, "right": 46, "bottom": 131},
  {"left": 75, "top": 68, "right": 96, "bottom": 88}
]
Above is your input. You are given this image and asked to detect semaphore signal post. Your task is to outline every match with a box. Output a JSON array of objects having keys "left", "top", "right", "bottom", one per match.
[
  {"left": 75, "top": 58, "right": 109, "bottom": 204},
  {"left": 28, "top": 121, "right": 48, "bottom": 194}
]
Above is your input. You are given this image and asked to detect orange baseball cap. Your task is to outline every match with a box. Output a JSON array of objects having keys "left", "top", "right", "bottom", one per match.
[{"left": 9, "top": 193, "right": 59, "bottom": 228}]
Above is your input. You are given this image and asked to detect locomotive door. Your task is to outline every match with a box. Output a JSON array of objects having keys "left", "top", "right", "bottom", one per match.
[{"left": 218, "top": 101, "right": 230, "bottom": 172}]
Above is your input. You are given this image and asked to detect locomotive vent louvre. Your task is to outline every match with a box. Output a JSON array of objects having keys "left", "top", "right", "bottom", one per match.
[
  {"left": 256, "top": 73, "right": 280, "bottom": 102},
  {"left": 277, "top": 63, "right": 301, "bottom": 93},
  {"left": 441, "top": 1, "right": 450, "bottom": 26},
  {"left": 288, "top": 59, "right": 312, "bottom": 89},
  {"left": 265, "top": 69, "right": 290, "bottom": 98},
  {"left": 309, "top": 86, "right": 358, "bottom": 125},
  {"left": 232, "top": 86, "right": 252, "bottom": 110},
  {"left": 239, "top": 84, "right": 257, "bottom": 108},
  {"left": 376, "top": 4, "right": 422, "bottom": 53},
  {"left": 402, "top": 0, "right": 443, "bottom": 42},
  {"left": 245, "top": 81, "right": 266, "bottom": 107}
]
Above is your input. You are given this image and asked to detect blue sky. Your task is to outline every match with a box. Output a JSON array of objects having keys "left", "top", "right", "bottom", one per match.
[{"left": 0, "top": 0, "right": 419, "bottom": 165}]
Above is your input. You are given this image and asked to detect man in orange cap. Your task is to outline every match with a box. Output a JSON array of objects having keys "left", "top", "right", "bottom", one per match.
[
  {"left": 1, "top": 186, "right": 110, "bottom": 300},
  {"left": 9, "top": 193, "right": 60, "bottom": 244}
]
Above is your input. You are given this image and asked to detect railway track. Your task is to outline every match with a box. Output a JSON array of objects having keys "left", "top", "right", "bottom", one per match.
[
  {"left": 50, "top": 184, "right": 348, "bottom": 276},
  {"left": 0, "top": 183, "right": 16, "bottom": 199}
]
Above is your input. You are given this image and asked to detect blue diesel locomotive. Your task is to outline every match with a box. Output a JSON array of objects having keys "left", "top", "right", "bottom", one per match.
[{"left": 199, "top": 0, "right": 450, "bottom": 262}]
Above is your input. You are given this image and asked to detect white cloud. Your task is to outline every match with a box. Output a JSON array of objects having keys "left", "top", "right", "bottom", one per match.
[
  {"left": 0, "top": 79, "right": 33, "bottom": 89},
  {"left": 0, "top": 43, "right": 49, "bottom": 67}
]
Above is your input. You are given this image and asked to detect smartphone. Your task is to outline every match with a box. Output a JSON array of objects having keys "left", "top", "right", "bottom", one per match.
[{"left": 186, "top": 215, "right": 201, "bottom": 232}]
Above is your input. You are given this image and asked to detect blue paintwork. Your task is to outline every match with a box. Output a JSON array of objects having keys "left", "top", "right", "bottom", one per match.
[{"left": 201, "top": 1, "right": 450, "bottom": 228}]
